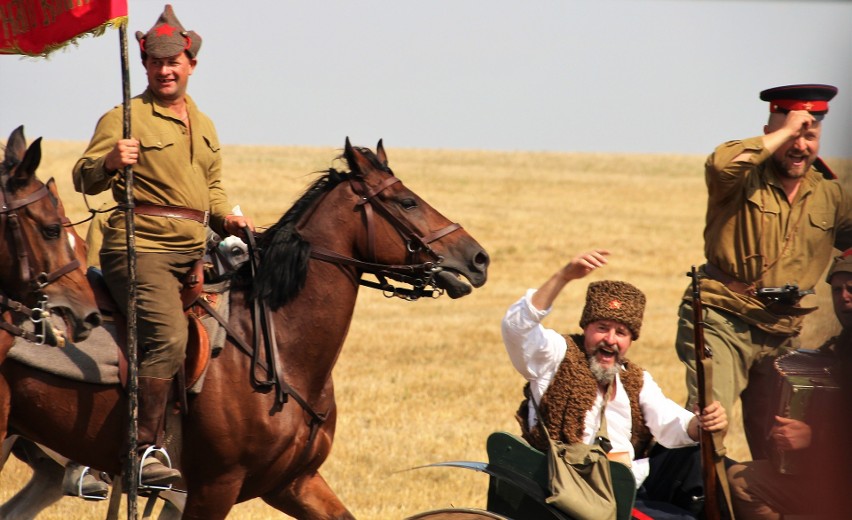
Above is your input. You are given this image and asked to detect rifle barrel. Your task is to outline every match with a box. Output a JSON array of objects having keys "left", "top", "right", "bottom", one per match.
[{"left": 690, "top": 266, "right": 720, "bottom": 520}]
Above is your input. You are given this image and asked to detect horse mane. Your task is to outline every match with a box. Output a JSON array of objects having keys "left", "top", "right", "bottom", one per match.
[
  {"left": 238, "top": 147, "right": 392, "bottom": 308},
  {"left": 237, "top": 165, "right": 352, "bottom": 309}
]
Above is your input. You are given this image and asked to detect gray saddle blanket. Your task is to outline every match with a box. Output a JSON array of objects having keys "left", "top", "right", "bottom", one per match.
[{"left": 7, "top": 284, "right": 231, "bottom": 392}]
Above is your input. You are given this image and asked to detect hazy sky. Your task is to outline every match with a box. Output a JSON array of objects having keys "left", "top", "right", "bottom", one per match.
[{"left": 2, "top": 0, "right": 850, "bottom": 157}]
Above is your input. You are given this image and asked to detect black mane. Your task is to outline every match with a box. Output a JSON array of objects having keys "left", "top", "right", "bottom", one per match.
[
  {"left": 234, "top": 146, "right": 393, "bottom": 309},
  {"left": 238, "top": 167, "right": 351, "bottom": 309}
]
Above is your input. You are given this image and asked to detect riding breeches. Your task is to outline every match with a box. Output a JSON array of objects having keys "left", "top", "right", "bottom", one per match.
[{"left": 100, "top": 250, "right": 203, "bottom": 379}]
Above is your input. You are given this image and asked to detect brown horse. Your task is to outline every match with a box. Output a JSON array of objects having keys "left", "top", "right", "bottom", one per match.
[
  {"left": 0, "top": 125, "right": 101, "bottom": 360},
  {"left": 1, "top": 139, "right": 489, "bottom": 519}
]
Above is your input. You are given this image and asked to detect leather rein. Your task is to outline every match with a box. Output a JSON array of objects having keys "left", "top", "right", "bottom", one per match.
[{"left": 0, "top": 176, "right": 78, "bottom": 346}]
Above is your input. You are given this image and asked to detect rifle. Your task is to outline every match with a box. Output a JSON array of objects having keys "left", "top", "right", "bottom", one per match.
[{"left": 688, "top": 266, "right": 734, "bottom": 520}]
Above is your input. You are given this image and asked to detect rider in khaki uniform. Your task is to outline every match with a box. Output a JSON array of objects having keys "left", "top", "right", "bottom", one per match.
[
  {"left": 675, "top": 84, "right": 852, "bottom": 459},
  {"left": 73, "top": 5, "right": 253, "bottom": 486}
]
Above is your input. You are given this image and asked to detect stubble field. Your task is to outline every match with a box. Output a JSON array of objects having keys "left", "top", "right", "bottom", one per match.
[{"left": 1, "top": 138, "right": 849, "bottom": 518}]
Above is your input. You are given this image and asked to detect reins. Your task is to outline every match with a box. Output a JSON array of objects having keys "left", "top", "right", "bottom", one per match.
[
  {"left": 196, "top": 169, "right": 464, "bottom": 462},
  {"left": 195, "top": 230, "right": 328, "bottom": 462}
]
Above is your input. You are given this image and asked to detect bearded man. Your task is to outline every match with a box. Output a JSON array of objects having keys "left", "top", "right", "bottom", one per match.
[{"left": 503, "top": 249, "right": 729, "bottom": 519}]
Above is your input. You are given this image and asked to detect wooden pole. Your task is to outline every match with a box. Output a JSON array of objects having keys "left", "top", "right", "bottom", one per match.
[{"left": 118, "top": 23, "right": 139, "bottom": 520}]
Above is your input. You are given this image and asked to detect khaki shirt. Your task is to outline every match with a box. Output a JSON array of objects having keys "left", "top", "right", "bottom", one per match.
[
  {"left": 73, "top": 89, "right": 231, "bottom": 253},
  {"left": 697, "top": 136, "right": 852, "bottom": 334}
]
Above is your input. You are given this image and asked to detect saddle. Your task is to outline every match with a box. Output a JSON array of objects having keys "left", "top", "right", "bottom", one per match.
[{"left": 87, "top": 259, "right": 213, "bottom": 391}]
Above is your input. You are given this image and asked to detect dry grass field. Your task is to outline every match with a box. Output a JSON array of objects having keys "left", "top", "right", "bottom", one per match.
[{"left": 1, "top": 137, "right": 849, "bottom": 519}]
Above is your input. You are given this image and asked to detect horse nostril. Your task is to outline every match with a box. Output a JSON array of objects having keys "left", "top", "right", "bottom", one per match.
[
  {"left": 474, "top": 250, "right": 490, "bottom": 271},
  {"left": 86, "top": 311, "right": 103, "bottom": 329}
]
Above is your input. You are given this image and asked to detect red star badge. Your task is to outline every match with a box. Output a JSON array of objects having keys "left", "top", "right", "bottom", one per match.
[
  {"left": 155, "top": 24, "right": 177, "bottom": 37},
  {"left": 608, "top": 299, "right": 622, "bottom": 310}
]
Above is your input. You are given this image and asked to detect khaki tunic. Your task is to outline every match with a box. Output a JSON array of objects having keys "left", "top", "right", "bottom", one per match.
[
  {"left": 72, "top": 89, "right": 234, "bottom": 379},
  {"left": 676, "top": 136, "right": 852, "bottom": 459},
  {"left": 72, "top": 89, "right": 231, "bottom": 253},
  {"left": 696, "top": 136, "right": 852, "bottom": 335}
]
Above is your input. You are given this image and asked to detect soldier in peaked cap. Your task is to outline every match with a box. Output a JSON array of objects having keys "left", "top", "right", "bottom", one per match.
[
  {"left": 674, "top": 83, "right": 852, "bottom": 462},
  {"left": 503, "top": 249, "right": 729, "bottom": 518},
  {"left": 72, "top": 4, "right": 254, "bottom": 488}
]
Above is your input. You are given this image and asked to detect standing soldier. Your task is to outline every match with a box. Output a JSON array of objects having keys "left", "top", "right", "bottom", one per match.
[{"left": 674, "top": 84, "right": 852, "bottom": 459}]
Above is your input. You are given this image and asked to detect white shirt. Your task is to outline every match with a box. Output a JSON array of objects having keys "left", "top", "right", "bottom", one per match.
[{"left": 501, "top": 289, "right": 697, "bottom": 487}]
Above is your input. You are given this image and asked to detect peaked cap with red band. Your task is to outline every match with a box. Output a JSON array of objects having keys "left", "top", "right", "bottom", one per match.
[
  {"left": 760, "top": 84, "right": 837, "bottom": 116},
  {"left": 135, "top": 4, "right": 202, "bottom": 59}
]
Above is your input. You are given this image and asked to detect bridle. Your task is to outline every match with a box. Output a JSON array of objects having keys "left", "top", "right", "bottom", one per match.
[
  {"left": 0, "top": 172, "right": 79, "bottom": 346},
  {"left": 304, "top": 173, "right": 463, "bottom": 301}
]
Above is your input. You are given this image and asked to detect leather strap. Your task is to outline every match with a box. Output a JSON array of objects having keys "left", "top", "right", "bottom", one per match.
[
  {"left": 133, "top": 203, "right": 209, "bottom": 226},
  {"left": 703, "top": 263, "right": 754, "bottom": 297}
]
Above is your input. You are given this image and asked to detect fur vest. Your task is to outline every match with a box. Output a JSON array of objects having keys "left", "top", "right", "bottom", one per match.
[{"left": 516, "top": 334, "right": 653, "bottom": 459}]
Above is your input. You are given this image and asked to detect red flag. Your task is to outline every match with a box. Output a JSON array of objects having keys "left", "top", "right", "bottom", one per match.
[{"left": 0, "top": 0, "right": 127, "bottom": 56}]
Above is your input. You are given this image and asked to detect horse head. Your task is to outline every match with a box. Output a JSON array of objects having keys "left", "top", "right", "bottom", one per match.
[
  {"left": 341, "top": 138, "right": 489, "bottom": 298},
  {"left": 252, "top": 138, "right": 489, "bottom": 309},
  {"left": 0, "top": 126, "right": 101, "bottom": 343}
]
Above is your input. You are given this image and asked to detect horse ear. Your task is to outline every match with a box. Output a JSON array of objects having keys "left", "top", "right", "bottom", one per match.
[
  {"left": 343, "top": 137, "right": 356, "bottom": 171},
  {"left": 343, "top": 137, "right": 370, "bottom": 178},
  {"left": 4, "top": 125, "right": 27, "bottom": 165},
  {"left": 376, "top": 139, "right": 388, "bottom": 167},
  {"left": 17, "top": 137, "right": 42, "bottom": 181}
]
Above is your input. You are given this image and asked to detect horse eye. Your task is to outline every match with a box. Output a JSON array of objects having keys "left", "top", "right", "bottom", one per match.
[
  {"left": 400, "top": 198, "right": 418, "bottom": 211},
  {"left": 43, "top": 224, "right": 62, "bottom": 240}
]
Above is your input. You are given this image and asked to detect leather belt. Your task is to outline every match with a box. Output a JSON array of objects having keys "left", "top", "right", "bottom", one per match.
[
  {"left": 133, "top": 203, "right": 209, "bottom": 226},
  {"left": 704, "top": 262, "right": 755, "bottom": 297}
]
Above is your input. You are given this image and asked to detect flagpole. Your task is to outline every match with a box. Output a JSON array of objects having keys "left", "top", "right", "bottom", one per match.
[{"left": 118, "top": 22, "right": 139, "bottom": 520}]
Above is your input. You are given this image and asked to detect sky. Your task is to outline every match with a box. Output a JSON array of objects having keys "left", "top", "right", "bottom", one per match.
[{"left": 1, "top": 0, "right": 851, "bottom": 158}]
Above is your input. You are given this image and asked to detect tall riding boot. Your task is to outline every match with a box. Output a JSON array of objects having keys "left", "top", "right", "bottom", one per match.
[{"left": 137, "top": 376, "right": 181, "bottom": 487}]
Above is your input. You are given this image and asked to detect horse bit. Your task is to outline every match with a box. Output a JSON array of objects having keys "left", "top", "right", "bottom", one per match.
[
  {"left": 0, "top": 171, "right": 79, "bottom": 346},
  {"left": 308, "top": 174, "right": 463, "bottom": 301}
]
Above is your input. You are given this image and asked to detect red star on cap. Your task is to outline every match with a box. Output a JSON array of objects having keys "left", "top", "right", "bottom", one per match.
[
  {"left": 608, "top": 299, "right": 622, "bottom": 309},
  {"left": 155, "top": 24, "right": 177, "bottom": 37}
]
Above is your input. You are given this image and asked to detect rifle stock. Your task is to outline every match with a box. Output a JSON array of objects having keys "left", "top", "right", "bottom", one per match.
[{"left": 690, "top": 266, "right": 720, "bottom": 520}]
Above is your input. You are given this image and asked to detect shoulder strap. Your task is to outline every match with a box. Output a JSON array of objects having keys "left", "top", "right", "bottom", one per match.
[{"left": 532, "top": 383, "right": 612, "bottom": 449}]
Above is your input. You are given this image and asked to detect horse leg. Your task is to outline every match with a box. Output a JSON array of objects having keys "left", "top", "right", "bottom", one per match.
[
  {"left": 0, "top": 437, "right": 65, "bottom": 520},
  {"left": 261, "top": 471, "right": 355, "bottom": 520},
  {"left": 180, "top": 473, "right": 244, "bottom": 520}
]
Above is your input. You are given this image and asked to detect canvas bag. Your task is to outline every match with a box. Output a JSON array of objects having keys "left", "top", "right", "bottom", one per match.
[{"left": 533, "top": 386, "right": 617, "bottom": 520}]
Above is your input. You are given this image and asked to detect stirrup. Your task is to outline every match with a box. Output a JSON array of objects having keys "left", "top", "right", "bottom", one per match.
[
  {"left": 138, "top": 445, "right": 176, "bottom": 492},
  {"left": 73, "top": 466, "right": 109, "bottom": 501}
]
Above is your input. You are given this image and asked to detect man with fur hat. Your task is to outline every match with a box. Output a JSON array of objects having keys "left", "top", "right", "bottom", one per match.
[
  {"left": 674, "top": 83, "right": 852, "bottom": 461},
  {"left": 72, "top": 4, "right": 253, "bottom": 486},
  {"left": 726, "top": 250, "right": 852, "bottom": 519},
  {"left": 503, "top": 249, "right": 729, "bottom": 518}
]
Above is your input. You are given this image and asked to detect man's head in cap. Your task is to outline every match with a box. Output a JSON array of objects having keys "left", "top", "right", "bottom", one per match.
[
  {"left": 135, "top": 5, "right": 202, "bottom": 103},
  {"left": 827, "top": 249, "right": 852, "bottom": 330},
  {"left": 579, "top": 280, "right": 645, "bottom": 383},
  {"left": 761, "top": 84, "right": 837, "bottom": 180}
]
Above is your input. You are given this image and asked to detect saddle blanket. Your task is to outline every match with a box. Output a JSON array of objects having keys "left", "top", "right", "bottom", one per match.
[{"left": 7, "top": 286, "right": 230, "bottom": 392}]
